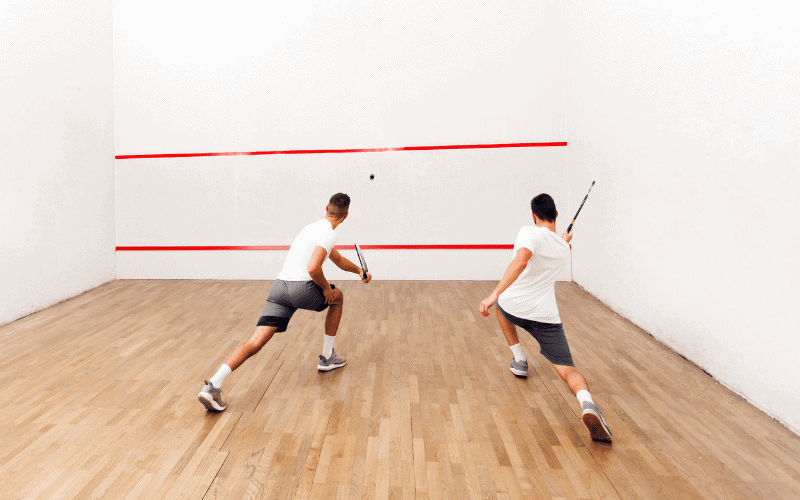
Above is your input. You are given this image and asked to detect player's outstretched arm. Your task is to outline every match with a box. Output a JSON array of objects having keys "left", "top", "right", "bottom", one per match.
[
  {"left": 330, "top": 248, "right": 372, "bottom": 283},
  {"left": 479, "top": 248, "right": 532, "bottom": 317}
]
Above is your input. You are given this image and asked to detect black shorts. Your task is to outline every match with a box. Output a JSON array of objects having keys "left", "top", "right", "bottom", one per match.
[
  {"left": 497, "top": 302, "right": 574, "bottom": 367},
  {"left": 256, "top": 280, "right": 335, "bottom": 332}
]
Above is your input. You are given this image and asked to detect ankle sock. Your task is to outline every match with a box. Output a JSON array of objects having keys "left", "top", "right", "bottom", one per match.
[
  {"left": 323, "top": 335, "right": 336, "bottom": 359},
  {"left": 209, "top": 364, "right": 232, "bottom": 389},
  {"left": 576, "top": 390, "right": 594, "bottom": 406},
  {"left": 510, "top": 343, "right": 526, "bottom": 362}
]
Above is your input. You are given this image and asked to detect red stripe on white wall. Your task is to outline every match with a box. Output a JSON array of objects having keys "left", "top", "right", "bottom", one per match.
[
  {"left": 115, "top": 244, "right": 514, "bottom": 251},
  {"left": 115, "top": 141, "right": 567, "bottom": 160}
]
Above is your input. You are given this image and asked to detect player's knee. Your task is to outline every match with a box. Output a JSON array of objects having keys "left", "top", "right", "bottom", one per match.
[
  {"left": 553, "top": 364, "right": 576, "bottom": 380},
  {"left": 245, "top": 332, "right": 272, "bottom": 353},
  {"left": 332, "top": 288, "right": 344, "bottom": 304}
]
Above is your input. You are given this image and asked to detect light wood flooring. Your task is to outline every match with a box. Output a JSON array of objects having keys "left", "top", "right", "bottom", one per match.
[{"left": 1, "top": 280, "right": 799, "bottom": 499}]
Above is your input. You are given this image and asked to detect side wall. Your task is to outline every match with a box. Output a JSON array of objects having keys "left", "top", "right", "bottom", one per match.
[
  {"left": 563, "top": 2, "right": 800, "bottom": 433},
  {"left": 0, "top": 0, "right": 115, "bottom": 327},
  {"left": 113, "top": 0, "right": 571, "bottom": 280}
]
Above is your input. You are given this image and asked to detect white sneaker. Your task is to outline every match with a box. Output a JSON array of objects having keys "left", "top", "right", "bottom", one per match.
[
  {"left": 509, "top": 358, "right": 528, "bottom": 377},
  {"left": 198, "top": 381, "right": 227, "bottom": 412},
  {"left": 318, "top": 349, "right": 347, "bottom": 371},
  {"left": 581, "top": 401, "right": 612, "bottom": 442}
]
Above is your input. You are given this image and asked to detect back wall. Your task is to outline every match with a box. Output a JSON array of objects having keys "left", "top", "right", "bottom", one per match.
[{"left": 113, "top": 0, "right": 573, "bottom": 280}]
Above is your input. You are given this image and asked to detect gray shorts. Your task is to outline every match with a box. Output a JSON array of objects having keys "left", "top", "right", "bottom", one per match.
[
  {"left": 256, "top": 280, "right": 335, "bottom": 333},
  {"left": 497, "top": 302, "right": 574, "bottom": 367}
]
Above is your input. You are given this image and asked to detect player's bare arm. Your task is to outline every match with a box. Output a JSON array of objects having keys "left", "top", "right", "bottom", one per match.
[
  {"left": 308, "top": 246, "right": 337, "bottom": 303},
  {"left": 479, "top": 247, "right": 532, "bottom": 317},
  {"left": 329, "top": 248, "right": 372, "bottom": 283}
]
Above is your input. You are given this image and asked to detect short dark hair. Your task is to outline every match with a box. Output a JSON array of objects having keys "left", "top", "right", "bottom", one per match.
[
  {"left": 327, "top": 193, "right": 350, "bottom": 216},
  {"left": 530, "top": 193, "right": 557, "bottom": 222}
]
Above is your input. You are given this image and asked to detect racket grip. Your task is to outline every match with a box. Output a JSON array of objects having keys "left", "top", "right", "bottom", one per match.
[{"left": 567, "top": 222, "right": 574, "bottom": 233}]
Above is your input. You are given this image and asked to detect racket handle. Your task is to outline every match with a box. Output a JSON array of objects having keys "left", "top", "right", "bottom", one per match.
[
  {"left": 567, "top": 222, "right": 574, "bottom": 233},
  {"left": 362, "top": 270, "right": 367, "bottom": 280}
]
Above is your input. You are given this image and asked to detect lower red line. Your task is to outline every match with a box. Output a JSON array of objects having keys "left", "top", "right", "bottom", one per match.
[
  {"left": 116, "top": 246, "right": 290, "bottom": 251},
  {"left": 115, "top": 245, "right": 513, "bottom": 251},
  {"left": 354, "top": 245, "right": 513, "bottom": 250}
]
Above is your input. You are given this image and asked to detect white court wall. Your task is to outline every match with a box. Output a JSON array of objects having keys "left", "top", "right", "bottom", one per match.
[
  {"left": 113, "top": 0, "right": 571, "bottom": 280},
  {"left": 563, "top": 2, "right": 800, "bottom": 433},
  {"left": 0, "top": 1, "right": 115, "bottom": 327}
]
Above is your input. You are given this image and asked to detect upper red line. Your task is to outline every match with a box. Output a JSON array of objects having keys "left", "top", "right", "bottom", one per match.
[{"left": 115, "top": 141, "right": 567, "bottom": 160}]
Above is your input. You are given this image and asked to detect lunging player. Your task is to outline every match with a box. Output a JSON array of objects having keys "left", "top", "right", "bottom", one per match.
[
  {"left": 479, "top": 193, "right": 612, "bottom": 442},
  {"left": 198, "top": 193, "right": 371, "bottom": 412}
]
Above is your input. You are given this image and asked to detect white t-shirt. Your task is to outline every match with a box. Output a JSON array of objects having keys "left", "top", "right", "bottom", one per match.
[
  {"left": 277, "top": 219, "right": 337, "bottom": 281},
  {"left": 497, "top": 226, "right": 570, "bottom": 324}
]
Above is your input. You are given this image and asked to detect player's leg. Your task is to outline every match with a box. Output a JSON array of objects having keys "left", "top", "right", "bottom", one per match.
[
  {"left": 525, "top": 321, "right": 612, "bottom": 442},
  {"left": 495, "top": 305, "right": 528, "bottom": 377},
  {"left": 550, "top": 363, "right": 611, "bottom": 442},
  {"left": 198, "top": 325, "right": 280, "bottom": 412},
  {"left": 224, "top": 325, "right": 280, "bottom": 371},
  {"left": 285, "top": 281, "right": 347, "bottom": 371},
  {"left": 324, "top": 287, "right": 344, "bottom": 338},
  {"left": 551, "top": 363, "right": 589, "bottom": 395},
  {"left": 199, "top": 281, "right": 294, "bottom": 412},
  {"left": 319, "top": 287, "right": 346, "bottom": 371}
]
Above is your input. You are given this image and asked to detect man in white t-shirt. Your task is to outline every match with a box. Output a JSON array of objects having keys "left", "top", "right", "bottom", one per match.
[
  {"left": 479, "top": 193, "right": 612, "bottom": 442},
  {"left": 198, "top": 193, "right": 372, "bottom": 412}
]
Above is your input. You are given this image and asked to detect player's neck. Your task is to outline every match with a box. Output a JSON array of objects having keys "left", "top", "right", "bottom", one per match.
[
  {"left": 534, "top": 220, "right": 557, "bottom": 233},
  {"left": 325, "top": 215, "right": 342, "bottom": 230}
]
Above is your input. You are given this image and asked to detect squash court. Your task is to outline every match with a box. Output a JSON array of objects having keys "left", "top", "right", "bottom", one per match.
[{"left": 4, "top": 1, "right": 799, "bottom": 499}]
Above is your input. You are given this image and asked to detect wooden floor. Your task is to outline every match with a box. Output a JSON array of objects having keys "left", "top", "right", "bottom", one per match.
[{"left": 1, "top": 280, "right": 799, "bottom": 500}]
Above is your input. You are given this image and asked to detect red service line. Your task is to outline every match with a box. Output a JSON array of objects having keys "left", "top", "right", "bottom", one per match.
[
  {"left": 344, "top": 244, "right": 513, "bottom": 250},
  {"left": 115, "top": 244, "right": 513, "bottom": 251},
  {"left": 115, "top": 141, "right": 566, "bottom": 160},
  {"left": 115, "top": 246, "right": 290, "bottom": 251}
]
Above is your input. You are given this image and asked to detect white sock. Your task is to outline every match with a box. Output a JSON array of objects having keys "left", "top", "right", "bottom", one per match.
[
  {"left": 576, "top": 390, "right": 594, "bottom": 406},
  {"left": 510, "top": 343, "right": 526, "bottom": 362},
  {"left": 209, "top": 364, "right": 232, "bottom": 389},
  {"left": 322, "top": 335, "right": 336, "bottom": 359}
]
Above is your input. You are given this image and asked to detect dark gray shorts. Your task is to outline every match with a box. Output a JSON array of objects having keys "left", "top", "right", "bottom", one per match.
[
  {"left": 497, "top": 302, "right": 574, "bottom": 367},
  {"left": 256, "top": 280, "right": 334, "bottom": 333}
]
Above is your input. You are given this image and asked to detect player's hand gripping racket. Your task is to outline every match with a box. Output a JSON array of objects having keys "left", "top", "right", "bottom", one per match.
[
  {"left": 567, "top": 181, "right": 595, "bottom": 234},
  {"left": 354, "top": 244, "right": 369, "bottom": 281}
]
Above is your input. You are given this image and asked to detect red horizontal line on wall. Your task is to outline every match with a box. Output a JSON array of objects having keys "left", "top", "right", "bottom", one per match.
[
  {"left": 115, "top": 244, "right": 514, "bottom": 251},
  {"left": 351, "top": 244, "right": 513, "bottom": 250},
  {"left": 115, "top": 141, "right": 567, "bottom": 160},
  {"left": 116, "top": 246, "right": 291, "bottom": 251}
]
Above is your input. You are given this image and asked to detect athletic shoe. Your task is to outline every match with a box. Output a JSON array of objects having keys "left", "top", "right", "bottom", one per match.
[
  {"left": 198, "top": 381, "right": 227, "bottom": 412},
  {"left": 581, "top": 401, "right": 612, "bottom": 442},
  {"left": 509, "top": 358, "right": 528, "bottom": 377},
  {"left": 318, "top": 349, "right": 347, "bottom": 371}
]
